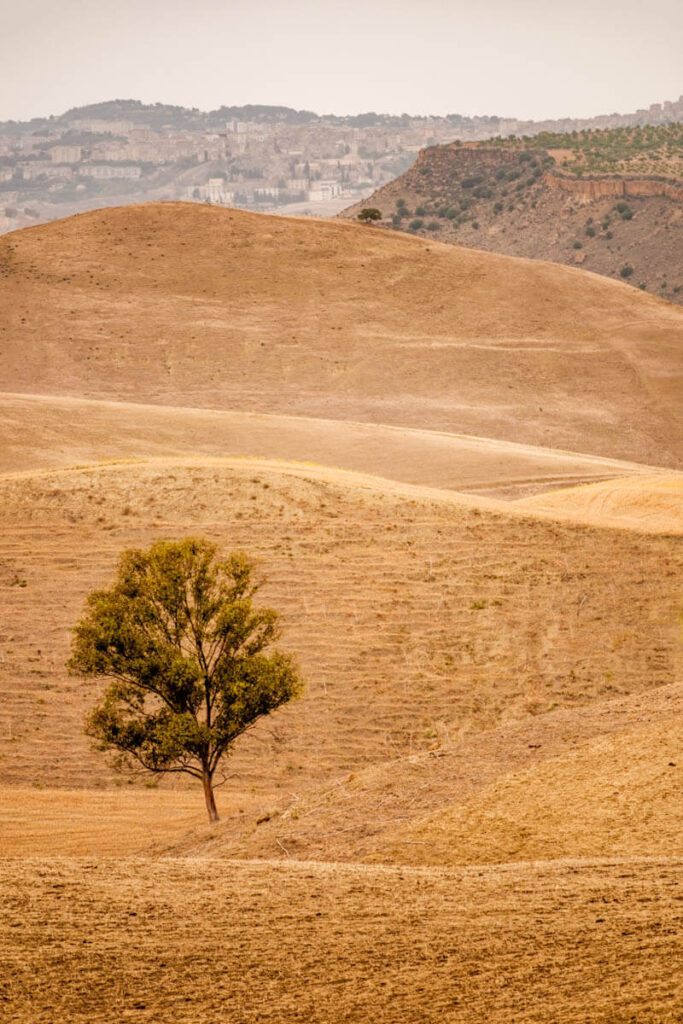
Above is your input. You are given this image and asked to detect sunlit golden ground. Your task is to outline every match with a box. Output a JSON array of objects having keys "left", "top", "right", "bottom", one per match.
[{"left": 1, "top": 857, "right": 681, "bottom": 1024}]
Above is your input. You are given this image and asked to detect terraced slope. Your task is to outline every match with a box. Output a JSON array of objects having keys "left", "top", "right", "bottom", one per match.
[{"left": 1, "top": 202, "right": 682, "bottom": 465}]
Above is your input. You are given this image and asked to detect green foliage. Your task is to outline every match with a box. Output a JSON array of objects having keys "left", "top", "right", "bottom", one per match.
[
  {"left": 480, "top": 123, "right": 682, "bottom": 178},
  {"left": 614, "top": 201, "right": 633, "bottom": 220},
  {"left": 426, "top": 220, "right": 441, "bottom": 231},
  {"left": 573, "top": 241, "right": 583, "bottom": 250},
  {"left": 585, "top": 226, "right": 596, "bottom": 237},
  {"left": 415, "top": 205, "right": 427, "bottom": 216},
  {"left": 409, "top": 218, "right": 424, "bottom": 231},
  {"left": 358, "top": 207, "right": 382, "bottom": 222},
  {"left": 620, "top": 264, "right": 634, "bottom": 278},
  {"left": 69, "top": 537, "right": 303, "bottom": 820}
]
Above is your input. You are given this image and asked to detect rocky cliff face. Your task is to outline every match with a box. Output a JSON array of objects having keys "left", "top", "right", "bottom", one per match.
[{"left": 544, "top": 173, "right": 683, "bottom": 203}]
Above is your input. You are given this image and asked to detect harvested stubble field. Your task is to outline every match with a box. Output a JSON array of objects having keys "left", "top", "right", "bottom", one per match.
[
  {"left": 1, "top": 857, "right": 682, "bottom": 1024},
  {"left": 1, "top": 458, "right": 680, "bottom": 799},
  {"left": 1, "top": 202, "right": 682, "bottom": 1023}
]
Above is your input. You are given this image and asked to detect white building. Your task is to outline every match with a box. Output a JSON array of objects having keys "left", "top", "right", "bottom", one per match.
[
  {"left": 191, "top": 178, "right": 234, "bottom": 203},
  {"left": 22, "top": 164, "right": 73, "bottom": 180},
  {"left": 79, "top": 164, "right": 141, "bottom": 180},
  {"left": 49, "top": 145, "right": 82, "bottom": 164},
  {"left": 308, "top": 180, "right": 342, "bottom": 202}
]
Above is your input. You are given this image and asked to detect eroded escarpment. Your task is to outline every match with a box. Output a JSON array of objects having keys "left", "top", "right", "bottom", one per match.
[{"left": 544, "top": 172, "right": 683, "bottom": 203}]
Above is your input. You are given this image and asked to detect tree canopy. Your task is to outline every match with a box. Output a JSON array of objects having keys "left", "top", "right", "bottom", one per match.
[
  {"left": 69, "top": 537, "right": 303, "bottom": 821},
  {"left": 357, "top": 207, "right": 383, "bottom": 222}
]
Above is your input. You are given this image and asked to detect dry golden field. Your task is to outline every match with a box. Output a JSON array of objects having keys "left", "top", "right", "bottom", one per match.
[
  {"left": 1, "top": 202, "right": 682, "bottom": 465},
  {"left": 2, "top": 457, "right": 680, "bottom": 796},
  {"left": 0, "top": 204, "right": 682, "bottom": 1023},
  {"left": 2, "top": 857, "right": 682, "bottom": 1024}
]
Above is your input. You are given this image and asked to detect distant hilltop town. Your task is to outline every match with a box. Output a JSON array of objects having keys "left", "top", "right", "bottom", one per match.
[{"left": 0, "top": 96, "right": 681, "bottom": 233}]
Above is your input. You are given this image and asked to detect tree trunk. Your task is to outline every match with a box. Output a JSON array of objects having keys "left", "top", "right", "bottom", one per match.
[{"left": 202, "top": 769, "right": 219, "bottom": 822}]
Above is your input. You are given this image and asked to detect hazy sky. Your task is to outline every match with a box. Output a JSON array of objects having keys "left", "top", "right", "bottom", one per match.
[{"left": 2, "top": 0, "right": 681, "bottom": 122}]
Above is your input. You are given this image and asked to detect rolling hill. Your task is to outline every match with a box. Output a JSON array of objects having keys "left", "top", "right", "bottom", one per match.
[
  {"left": 1, "top": 455, "right": 679, "bottom": 795},
  {"left": 344, "top": 124, "right": 683, "bottom": 305},
  {"left": 1, "top": 202, "right": 682, "bottom": 1024},
  {"left": 1, "top": 202, "right": 682, "bottom": 466}
]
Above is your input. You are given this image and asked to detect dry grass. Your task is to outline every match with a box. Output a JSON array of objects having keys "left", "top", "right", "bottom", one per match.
[
  {"left": 379, "top": 716, "right": 682, "bottom": 866},
  {"left": 0, "top": 392, "right": 665, "bottom": 501},
  {"left": 517, "top": 473, "right": 683, "bottom": 532},
  {"left": 1, "top": 458, "right": 679, "bottom": 804},
  {"left": 1, "top": 857, "right": 681, "bottom": 1024},
  {"left": 0, "top": 788, "right": 206, "bottom": 857},
  {"left": 1, "top": 204, "right": 682, "bottom": 1023},
  {"left": 165, "top": 682, "right": 682, "bottom": 865},
  {"left": 1, "top": 202, "right": 682, "bottom": 465}
]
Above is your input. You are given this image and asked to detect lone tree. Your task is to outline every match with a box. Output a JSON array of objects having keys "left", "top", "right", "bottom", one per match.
[
  {"left": 357, "top": 207, "right": 382, "bottom": 222},
  {"left": 69, "top": 537, "right": 303, "bottom": 822}
]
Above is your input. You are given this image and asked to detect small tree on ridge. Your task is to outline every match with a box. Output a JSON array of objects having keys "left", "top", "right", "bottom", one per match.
[{"left": 69, "top": 537, "right": 303, "bottom": 821}]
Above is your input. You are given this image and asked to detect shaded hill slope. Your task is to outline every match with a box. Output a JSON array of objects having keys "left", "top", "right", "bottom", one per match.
[
  {"left": 163, "top": 681, "right": 682, "bottom": 864},
  {"left": 344, "top": 140, "right": 683, "bottom": 305},
  {"left": 1, "top": 202, "right": 682, "bottom": 466},
  {"left": 0, "top": 391, "right": 670, "bottom": 501}
]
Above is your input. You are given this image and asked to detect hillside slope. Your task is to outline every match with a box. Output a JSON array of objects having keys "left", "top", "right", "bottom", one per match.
[
  {"left": 344, "top": 139, "right": 683, "bottom": 305},
  {"left": 1, "top": 202, "right": 682, "bottom": 466},
  {"left": 163, "top": 681, "right": 682, "bottom": 865},
  {"left": 1, "top": 457, "right": 679, "bottom": 795},
  {"left": 0, "top": 391, "right": 670, "bottom": 500},
  {"left": 377, "top": 716, "right": 681, "bottom": 866}
]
